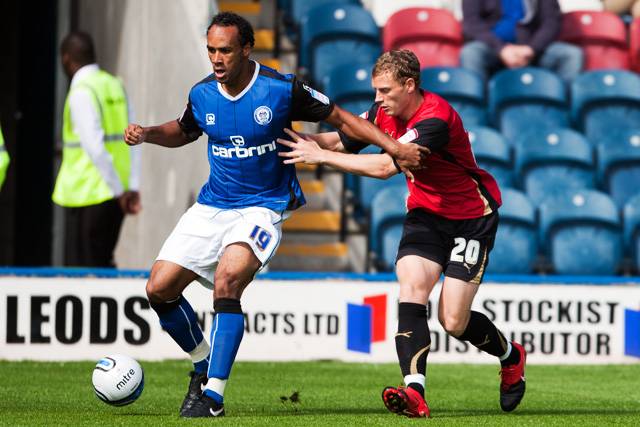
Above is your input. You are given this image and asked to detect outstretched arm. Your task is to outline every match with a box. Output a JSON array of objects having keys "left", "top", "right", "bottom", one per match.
[
  {"left": 277, "top": 129, "right": 399, "bottom": 179},
  {"left": 124, "top": 120, "right": 192, "bottom": 148},
  {"left": 324, "top": 105, "right": 428, "bottom": 169},
  {"left": 301, "top": 131, "right": 346, "bottom": 152}
]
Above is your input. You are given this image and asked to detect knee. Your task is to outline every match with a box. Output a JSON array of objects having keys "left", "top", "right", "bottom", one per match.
[
  {"left": 460, "top": 41, "right": 491, "bottom": 62},
  {"left": 146, "top": 271, "right": 177, "bottom": 303},
  {"left": 399, "top": 282, "right": 429, "bottom": 304},
  {"left": 438, "top": 311, "right": 469, "bottom": 337},
  {"left": 460, "top": 41, "right": 492, "bottom": 79},
  {"left": 563, "top": 44, "right": 583, "bottom": 66},
  {"left": 547, "top": 42, "right": 584, "bottom": 66},
  {"left": 213, "top": 268, "right": 243, "bottom": 299}
]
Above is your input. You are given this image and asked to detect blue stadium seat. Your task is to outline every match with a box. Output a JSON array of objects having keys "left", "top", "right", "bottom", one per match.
[
  {"left": 623, "top": 193, "right": 640, "bottom": 271},
  {"left": 514, "top": 128, "right": 594, "bottom": 206},
  {"left": 488, "top": 68, "right": 568, "bottom": 141},
  {"left": 323, "top": 62, "right": 375, "bottom": 117},
  {"left": 596, "top": 129, "right": 640, "bottom": 208},
  {"left": 467, "top": 126, "right": 513, "bottom": 188},
  {"left": 278, "top": 0, "right": 291, "bottom": 14},
  {"left": 369, "top": 185, "right": 409, "bottom": 271},
  {"left": 571, "top": 71, "right": 640, "bottom": 144},
  {"left": 356, "top": 146, "right": 406, "bottom": 219},
  {"left": 487, "top": 188, "right": 537, "bottom": 274},
  {"left": 420, "top": 67, "right": 487, "bottom": 125},
  {"left": 291, "top": 0, "right": 360, "bottom": 30},
  {"left": 343, "top": 144, "right": 377, "bottom": 209},
  {"left": 299, "top": 3, "right": 381, "bottom": 87},
  {"left": 539, "top": 189, "right": 622, "bottom": 275}
]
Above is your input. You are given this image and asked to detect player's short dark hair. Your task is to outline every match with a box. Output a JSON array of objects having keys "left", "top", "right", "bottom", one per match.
[
  {"left": 60, "top": 31, "right": 96, "bottom": 65},
  {"left": 372, "top": 49, "right": 421, "bottom": 87},
  {"left": 207, "top": 12, "right": 255, "bottom": 48}
]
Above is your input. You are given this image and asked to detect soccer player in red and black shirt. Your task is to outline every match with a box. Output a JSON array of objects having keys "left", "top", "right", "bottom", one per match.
[{"left": 278, "top": 49, "right": 526, "bottom": 418}]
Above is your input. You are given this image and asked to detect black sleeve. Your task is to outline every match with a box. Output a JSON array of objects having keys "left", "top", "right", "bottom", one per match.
[
  {"left": 410, "top": 118, "right": 450, "bottom": 151},
  {"left": 339, "top": 102, "right": 380, "bottom": 154},
  {"left": 177, "top": 100, "right": 203, "bottom": 142},
  {"left": 290, "top": 77, "right": 335, "bottom": 122}
]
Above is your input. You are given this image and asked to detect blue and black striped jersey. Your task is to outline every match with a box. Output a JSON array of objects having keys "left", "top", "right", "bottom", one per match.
[{"left": 178, "top": 61, "right": 334, "bottom": 212}]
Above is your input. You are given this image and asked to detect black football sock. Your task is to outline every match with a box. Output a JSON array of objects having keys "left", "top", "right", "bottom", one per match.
[
  {"left": 456, "top": 310, "right": 511, "bottom": 361},
  {"left": 500, "top": 343, "right": 521, "bottom": 367},
  {"left": 395, "top": 302, "right": 430, "bottom": 397}
]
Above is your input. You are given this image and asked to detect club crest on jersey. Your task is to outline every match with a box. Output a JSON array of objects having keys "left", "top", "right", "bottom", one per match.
[
  {"left": 206, "top": 113, "right": 216, "bottom": 126},
  {"left": 254, "top": 106, "right": 273, "bottom": 125}
]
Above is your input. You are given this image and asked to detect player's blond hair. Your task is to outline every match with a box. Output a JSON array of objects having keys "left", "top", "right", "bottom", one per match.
[{"left": 372, "top": 50, "right": 421, "bottom": 86}]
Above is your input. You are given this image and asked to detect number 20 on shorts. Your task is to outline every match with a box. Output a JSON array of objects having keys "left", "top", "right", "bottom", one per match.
[
  {"left": 249, "top": 225, "right": 272, "bottom": 251},
  {"left": 450, "top": 237, "right": 480, "bottom": 265}
]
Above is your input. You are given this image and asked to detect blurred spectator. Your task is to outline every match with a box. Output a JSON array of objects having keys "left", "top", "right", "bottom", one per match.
[
  {"left": 0, "top": 125, "right": 8, "bottom": 190},
  {"left": 52, "top": 32, "right": 141, "bottom": 267},
  {"left": 460, "top": 0, "right": 583, "bottom": 82},
  {"left": 603, "top": 0, "right": 640, "bottom": 17}
]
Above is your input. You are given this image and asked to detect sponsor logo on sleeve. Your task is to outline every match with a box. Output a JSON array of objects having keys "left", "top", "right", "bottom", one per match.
[
  {"left": 302, "top": 84, "right": 330, "bottom": 105},
  {"left": 397, "top": 129, "right": 418, "bottom": 144}
]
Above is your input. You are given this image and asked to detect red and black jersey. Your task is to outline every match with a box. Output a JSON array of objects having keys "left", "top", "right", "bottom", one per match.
[{"left": 342, "top": 91, "right": 501, "bottom": 220}]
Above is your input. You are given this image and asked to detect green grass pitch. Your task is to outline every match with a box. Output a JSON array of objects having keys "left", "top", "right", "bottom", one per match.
[{"left": 1, "top": 361, "right": 639, "bottom": 426}]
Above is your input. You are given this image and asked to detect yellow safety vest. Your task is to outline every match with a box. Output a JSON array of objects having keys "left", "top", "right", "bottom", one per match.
[
  {"left": 0, "top": 125, "right": 9, "bottom": 190},
  {"left": 52, "top": 69, "right": 131, "bottom": 207}
]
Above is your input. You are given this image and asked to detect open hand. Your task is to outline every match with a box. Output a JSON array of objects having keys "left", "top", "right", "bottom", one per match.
[{"left": 277, "top": 128, "right": 326, "bottom": 165}]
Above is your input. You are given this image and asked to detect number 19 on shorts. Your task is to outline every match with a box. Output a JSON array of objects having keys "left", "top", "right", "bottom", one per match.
[{"left": 250, "top": 225, "right": 272, "bottom": 251}]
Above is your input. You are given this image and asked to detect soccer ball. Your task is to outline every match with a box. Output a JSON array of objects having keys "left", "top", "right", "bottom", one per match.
[{"left": 92, "top": 354, "right": 144, "bottom": 406}]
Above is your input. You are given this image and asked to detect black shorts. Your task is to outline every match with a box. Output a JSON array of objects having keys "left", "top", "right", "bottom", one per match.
[{"left": 396, "top": 209, "right": 499, "bottom": 284}]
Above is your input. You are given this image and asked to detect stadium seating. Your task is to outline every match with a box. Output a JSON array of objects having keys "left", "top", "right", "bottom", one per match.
[
  {"left": 369, "top": 185, "right": 409, "bottom": 271},
  {"left": 354, "top": 144, "right": 407, "bottom": 218},
  {"left": 323, "top": 63, "right": 375, "bottom": 117},
  {"left": 321, "top": 62, "right": 375, "bottom": 134},
  {"left": 539, "top": 189, "right": 622, "bottom": 275},
  {"left": 488, "top": 68, "right": 568, "bottom": 141},
  {"left": 420, "top": 67, "right": 487, "bottom": 125},
  {"left": 467, "top": 126, "right": 513, "bottom": 188},
  {"left": 560, "top": 11, "right": 630, "bottom": 71},
  {"left": 571, "top": 70, "right": 640, "bottom": 144},
  {"left": 298, "top": 3, "right": 381, "bottom": 86},
  {"left": 486, "top": 188, "right": 538, "bottom": 274},
  {"left": 596, "top": 129, "right": 640, "bottom": 208},
  {"left": 514, "top": 128, "right": 594, "bottom": 207},
  {"left": 630, "top": 18, "right": 640, "bottom": 73},
  {"left": 288, "top": 0, "right": 360, "bottom": 31},
  {"left": 383, "top": 8, "right": 462, "bottom": 68},
  {"left": 623, "top": 193, "right": 640, "bottom": 271},
  {"left": 366, "top": 0, "right": 462, "bottom": 26}
]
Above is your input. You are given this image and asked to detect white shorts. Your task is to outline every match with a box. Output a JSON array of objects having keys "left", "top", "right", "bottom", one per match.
[{"left": 156, "top": 203, "right": 286, "bottom": 289}]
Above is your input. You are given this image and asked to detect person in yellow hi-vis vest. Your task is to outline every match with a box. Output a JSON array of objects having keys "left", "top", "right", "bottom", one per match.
[
  {"left": 53, "top": 32, "right": 141, "bottom": 267},
  {"left": 0, "top": 125, "right": 9, "bottom": 190}
]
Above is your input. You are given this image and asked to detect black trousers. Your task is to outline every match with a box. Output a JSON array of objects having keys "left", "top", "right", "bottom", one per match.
[{"left": 64, "top": 198, "right": 124, "bottom": 267}]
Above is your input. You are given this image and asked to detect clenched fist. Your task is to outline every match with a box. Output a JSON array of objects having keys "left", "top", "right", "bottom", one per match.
[{"left": 124, "top": 124, "right": 147, "bottom": 146}]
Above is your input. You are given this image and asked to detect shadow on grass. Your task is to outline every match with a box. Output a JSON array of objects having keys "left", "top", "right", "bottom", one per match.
[
  {"left": 436, "top": 407, "right": 640, "bottom": 418},
  {"left": 110, "top": 406, "right": 640, "bottom": 419}
]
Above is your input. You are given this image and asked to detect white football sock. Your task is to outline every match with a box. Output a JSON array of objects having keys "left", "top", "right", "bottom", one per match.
[
  {"left": 189, "top": 339, "right": 210, "bottom": 363},
  {"left": 499, "top": 341, "right": 513, "bottom": 362}
]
